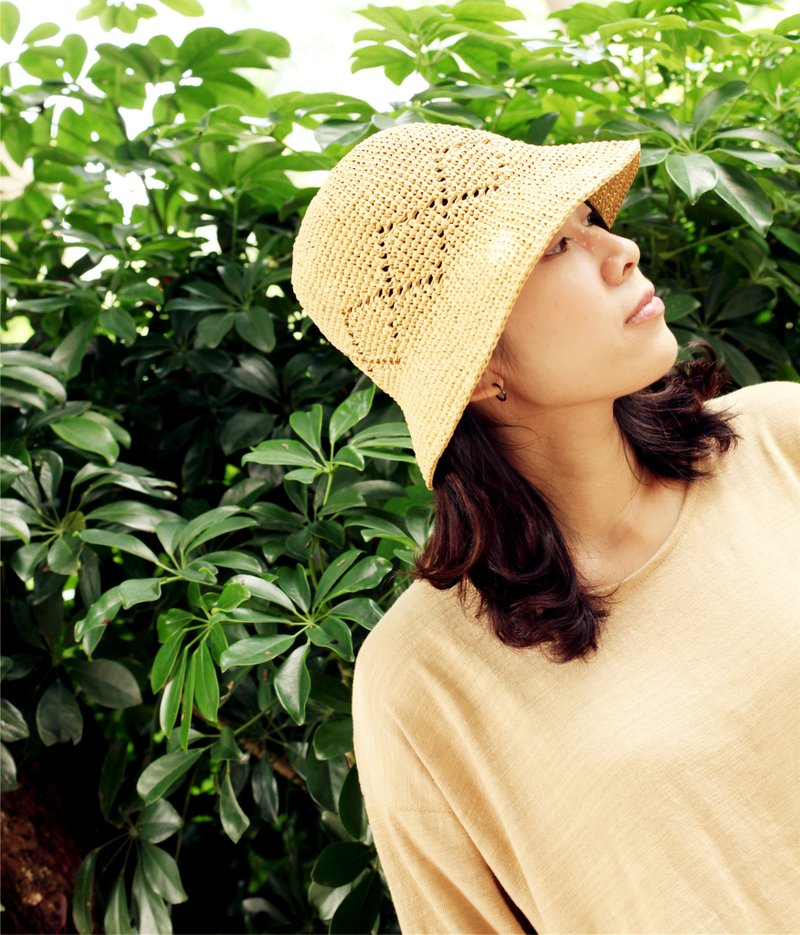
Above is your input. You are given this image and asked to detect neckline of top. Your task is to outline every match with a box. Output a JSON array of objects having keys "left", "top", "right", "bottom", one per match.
[{"left": 587, "top": 471, "right": 705, "bottom": 596}]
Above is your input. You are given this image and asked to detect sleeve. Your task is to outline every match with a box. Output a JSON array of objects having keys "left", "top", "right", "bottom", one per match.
[{"left": 353, "top": 630, "right": 531, "bottom": 935}]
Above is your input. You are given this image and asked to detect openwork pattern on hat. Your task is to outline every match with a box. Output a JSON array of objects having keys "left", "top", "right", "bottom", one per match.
[
  {"left": 343, "top": 138, "right": 512, "bottom": 380},
  {"left": 292, "top": 123, "right": 640, "bottom": 488}
]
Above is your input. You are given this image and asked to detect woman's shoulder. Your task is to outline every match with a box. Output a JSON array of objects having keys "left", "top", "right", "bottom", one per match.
[
  {"left": 704, "top": 380, "right": 800, "bottom": 470},
  {"left": 705, "top": 379, "right": 800, "bottom": 419},
  {"left": 353, "top": 579, "right": 478, "bottom": 700}
]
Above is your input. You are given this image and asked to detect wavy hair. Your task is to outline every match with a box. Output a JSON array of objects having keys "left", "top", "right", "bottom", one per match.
[{"left": 415, "top": 348, "right": 739, "bottom": 663}]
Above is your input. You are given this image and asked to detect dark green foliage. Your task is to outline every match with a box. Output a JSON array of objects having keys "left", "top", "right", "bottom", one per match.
[{"left": 1, "top": 0, "right": 797, "bottom": 931}]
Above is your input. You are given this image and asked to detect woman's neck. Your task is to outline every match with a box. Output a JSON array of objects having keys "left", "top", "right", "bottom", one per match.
[{"left": 493, "top": 399, "right": 686, "bottom": 584}]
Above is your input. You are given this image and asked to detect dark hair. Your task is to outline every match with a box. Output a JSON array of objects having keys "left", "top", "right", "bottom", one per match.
[{"left": 414, "top": 347, "right": 739, "bottom": 663}]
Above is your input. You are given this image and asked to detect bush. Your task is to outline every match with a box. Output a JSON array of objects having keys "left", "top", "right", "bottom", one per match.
[{"left": 1, "top": 0, "right": 797, "bottom": 931}]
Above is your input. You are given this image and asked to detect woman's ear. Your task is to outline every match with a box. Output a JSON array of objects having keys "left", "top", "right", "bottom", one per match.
[{"left": 469, "top": 368, "right": 505, "bottom": 404}]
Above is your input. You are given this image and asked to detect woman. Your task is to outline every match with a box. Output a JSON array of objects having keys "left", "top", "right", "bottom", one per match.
[{"left": 291, "top": 123, "right": 799, "bottom": 934}]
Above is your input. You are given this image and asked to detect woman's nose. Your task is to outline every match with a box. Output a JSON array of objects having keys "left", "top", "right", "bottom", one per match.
[{"left": 600, "top": 233, "right": 640, "bottom": 286}]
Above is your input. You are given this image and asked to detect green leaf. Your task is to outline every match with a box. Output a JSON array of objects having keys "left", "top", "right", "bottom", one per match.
[
  {"left": 713, "top": 163, "right": 773, "bottom": 235},
  {"left": 62, "top": 32, "right": 88, "bottom": 77},
  {"left": 274, "top": 642, "right": 311, "bottom": 724},
  {"left": 201, "top": 550, "right": 263, "bottom": 574},
  {"left": 313, "top": 716, "right": 353, "bottom": 760},
  {"left": 712, "top": 126, "right": 790, "bottom": 150},
  {"left": 160, "top": 0, "right": 204, "bottom": 14},
  {"left": 99, "top": 305, "right": 137, "bottom": 344},
  {"left": 210, "top": 724, "right": 240, "bottom": 761},
  {"left": 312, "top": 841, "right": 372, "bottom": 887},
  {"left": 99, "top": 740, "right": 127, "bottom": 821},
  {"left": 219, "top": 634, "right": 295, "bottom": 670},
  {"left": 251, "top": 757, "right": 279, "bottom": 823},
  {"left": 52, "top": 321, "right": 92, "bottom": 380},
  {"left": 328, "top": 386, "right": 375, "bottom": 445},
  {"left": 158, "top": 609, "right": 194, "bottom": 643},
  {"left": 196, "top": 311, "right": 235, "bottom": 348},
  {"left": 104, "top": 871, "right": 134, "bottom": 935},
  {"left": 308, "top": 615, "right": 354, "bottom": 661},
  {"left": 639, "top": 146, "right": 672, "bottom": 167},
  {"left": 717, "top": 285, "right": 773, "bottom": 321},
  {"left": 1, "top": 742, "right": 17, "bottom": 791},
  {"left": 312, "top": 550, "right": 362, "bottom": 607},
  {"left": 329, "top": 869, "right": 382, "bottom": 934},
  {"left": 0, "top": 698, "right": 29, "bottom": 742},
  {"left": 192, "top": 643, "right": 219, "bottom": 722},
  {"left": 0, "top": 2, "right": 20, "bottom": 43},
  {"left": 772, "top": 226, "right": 800, "bottom": 256},
  {"left": 219, "top": 410, "right": 274, "bottom": 455},
  {"left": 137, "top": 747, "right": 203, "bottom": 804},
  {"left": 283, "top": 466, "right": 320, "bottom": 484},
  {"left": 775, "top": 12, "right": 800, "bottom": 35},
  {"left": 48, "top": 534, "right": 82, "bottom": 576},
  {"left": 331, "top": 596, "right": 383, "bottom": 630},
  {"left": 692, "top": 80, "right": 747, "bottom": 132},
  {"left": 207, "top": 621, "right": 228, "bottom": 666},
  {"left": 36, "top": 680, "right": 83, "bottom": 745},
  {"left": 338, "top": 764, "right": 365, "bottom": 839},
  {"left": 235, "top": 307, "right": 275, "bottom": 352},
  {"left": 242, "top": 439, "right": 320, "bottom": 468},
  {"left": 79, "top": 528, "right": 162, "bottom": 565},
  {"left": 215, "top": 581, "right": 250, "bottom": 611},
  {"left": 525, "top": 111, "right": 558, "bottom": 145},
  {"left": 132, "top": 863, "right": 172, "bottom": 935},
  {"left": 713, "top": 338, "right": 762, "bottom": 386},
  {"left": 74, "top": 586, "right": 122, "bottom": 640},
  {"left": 151, "top": 630, "right": 184, "bottom": 693},
  {"left": 220, "top": 763, "right": 250, "bottom": 843},
  {"left": 633, "top": 107, "right": 684, "bottom": 140},
  {"left": 326, "top": 556, "right": 391, "bottom": 604},
  {"left": 51, "top": 416, "right": 119, "bottom": 465},
  {"left": 159, "top": 652, "right": 187, "bottom": 736},
  {"left": 22, "top": 21, "right": 59, "bottom": 44},
  {"left": 72, "top": 659, "right": 142, "bottom": 708},
  {"left": 275, "top": 566, "right": 310, "bottom": 613},
  {"left": 181, "top": 650, "right": 196, "bottom": 750},
  {"left": 118, "top": 577, "right": 163, "bottom": 609},
  {"left": 0, "top": 511, "right": 29, "bottom": 544},
  {"left": 36, "top": 450, "right": 63, "bottom": 502},
  {"left": 10, "top": 540, "right": 48, "bottom": 581},
  {"left": 141, "top": 841, "right": 188, "bottom": 904},
  {"left": 290, "top": 404, "right": 324, "bottom": 457},
  {"left": 715, "top": 147, "right": 786, "bottom": 169},
  {"left": 137, "top": 799, "right": 183, "bottom": 844},
  {"left": 664, "top": 153, "right": 718, "bottom": 203},
  {"left": 229, "top": 574, "right": 296, "bottom": 611},
  {"left": 1, "top": 365, "right": 66, "bottom": 402},
  {"left": 664, "top": 293, "right": 700, "bottom": 323},
  {"left": 73, "top": 848, "right": 100, "bottom": 934}
]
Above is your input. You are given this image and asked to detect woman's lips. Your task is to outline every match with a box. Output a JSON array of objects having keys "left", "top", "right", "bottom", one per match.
[{"left": 626, "top": 291, "right": 665, "bottom": 325}]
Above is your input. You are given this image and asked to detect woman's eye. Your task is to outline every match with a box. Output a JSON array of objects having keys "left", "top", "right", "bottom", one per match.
[
  {"left": 584, "top": 207, "right": 608, "bottom": 230},
  {"left": 544, "top": 237, "right": 570, "bottom": 256}
]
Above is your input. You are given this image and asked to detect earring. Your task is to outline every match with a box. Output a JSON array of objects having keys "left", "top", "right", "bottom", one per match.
[{"left": 492, "top": 383, "right": 507, "bottom": 402}]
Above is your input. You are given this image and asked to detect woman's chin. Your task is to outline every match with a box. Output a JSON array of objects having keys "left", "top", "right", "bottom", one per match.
[{"left": 647, "top": 325, "right": 680, "bottom": 380}]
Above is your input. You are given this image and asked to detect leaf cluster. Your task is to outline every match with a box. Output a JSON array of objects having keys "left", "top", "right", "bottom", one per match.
[{"left": 1, "top": 0, "right": 797, "bottom": 932}]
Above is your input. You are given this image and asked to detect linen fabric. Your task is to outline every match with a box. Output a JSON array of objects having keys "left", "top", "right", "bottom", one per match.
[
  {"left": 352, "top": 381, "right": 800, "bottom": 934},
  {"left": 291, "top": 123, "right": 640, "bottom": 488}
]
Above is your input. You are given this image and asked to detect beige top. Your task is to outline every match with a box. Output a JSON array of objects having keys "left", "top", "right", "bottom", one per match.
[{"left": 352, "top": 381, "right": 800, "bottom": 934}]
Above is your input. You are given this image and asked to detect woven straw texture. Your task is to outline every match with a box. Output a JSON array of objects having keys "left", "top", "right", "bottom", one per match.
[{"left": 292, "top": 123, "right": 641, "bottom": 488}]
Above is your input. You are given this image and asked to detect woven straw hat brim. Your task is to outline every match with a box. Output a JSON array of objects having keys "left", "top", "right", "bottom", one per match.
[{"left": 292, "top": 124, "right": 640, "bottom": 488}]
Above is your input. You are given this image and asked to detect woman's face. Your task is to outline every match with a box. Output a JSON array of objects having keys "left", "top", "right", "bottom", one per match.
[{"left": 483, "top": 203, "right": 678, "bottom": 410}]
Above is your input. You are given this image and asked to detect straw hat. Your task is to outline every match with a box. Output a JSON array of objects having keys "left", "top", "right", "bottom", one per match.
[{"left": 291, "top": 122, "right": 640, "bottom": 488}]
